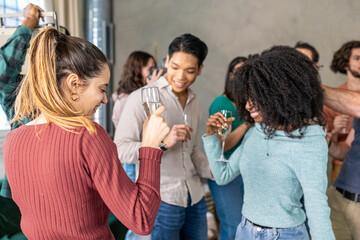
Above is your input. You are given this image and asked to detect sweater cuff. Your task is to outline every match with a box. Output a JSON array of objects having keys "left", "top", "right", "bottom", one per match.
[{"left": 139, "top": 147, "right": 163, "bottom": 163}]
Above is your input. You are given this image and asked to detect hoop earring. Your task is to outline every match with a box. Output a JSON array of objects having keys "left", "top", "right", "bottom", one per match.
[{"left": 71, "top": 92, "right": 79, "bottom": 102}]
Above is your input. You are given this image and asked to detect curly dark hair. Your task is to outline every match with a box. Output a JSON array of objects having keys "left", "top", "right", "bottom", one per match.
[
  {"left": 224, "top": 56, "right": 247, "bottom": 102},
  {"left": 331, "top": 41, "right": 360, "bottom": 74},
  {"left": 116, "top": 51, "right": 156, "bottom": 95},
  {"left": 231, "top": 46, "right": 325, "bottom": 138}
]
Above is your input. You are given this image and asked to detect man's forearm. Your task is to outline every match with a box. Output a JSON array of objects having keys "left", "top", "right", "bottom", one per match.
[{"left": 323, "top": 85, "right": 360, "bottom": 118}]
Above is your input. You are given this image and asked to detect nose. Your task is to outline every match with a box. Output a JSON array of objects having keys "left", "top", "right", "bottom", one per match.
[
  {"left": 102, "top": 93, "right": 108, "bottom": 104},
  {"left": 176, "top": 70, "right": 185, "bottom": 81},
  {"left": 245, "top": 101, "right": 252, "bottom": 111}
]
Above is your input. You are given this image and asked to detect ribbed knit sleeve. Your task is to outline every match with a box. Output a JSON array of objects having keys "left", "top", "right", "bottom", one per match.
[
  {"left": 5, "top": 122, "right": 163, "bottom": 239},
  {"left": 81, "top": 123, "right": 162, "bottom": 235}
]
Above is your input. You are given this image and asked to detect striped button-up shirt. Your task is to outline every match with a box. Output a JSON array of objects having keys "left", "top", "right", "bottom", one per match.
[{"left": 114, "top": 77, "right": 212, "bottom": 207}]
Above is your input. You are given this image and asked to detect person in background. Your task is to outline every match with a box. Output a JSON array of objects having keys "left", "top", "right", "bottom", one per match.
[
  {"left": 207, "top": 56, "right": 250, "bottom": 240},
  {"left": 112, "top": 51, "right": 163, "bottom": 128},
  {"left": 112, "top": 51, "right": 162, "bottom": 240},
  {"left": 0, "top": 4, "right": 44, "bottom": 238},
  {"left": 322, "top": 41, "right": 360, "bottom": 240},
  {"left": 324, "top": 41, "right": 360, "bottom": 184},
  {"left": 4, "top": 27, "right": 170, "bottom": 240},
  {"left": 115, "top": 33, "right": 212, "bottom": 240},
  {"left": 204, "top": 46, "right": 335, "bottom": 239},
  {"left": 294, "top": 41, "right": 320, "bottom": 67}
]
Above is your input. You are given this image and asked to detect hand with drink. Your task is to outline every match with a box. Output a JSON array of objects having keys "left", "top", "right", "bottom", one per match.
[
  {"left": 141, "top": 106, "right": 170, "bottom": 148},
  {"left": 161, "top": 124, "right": 193, "bottom": 150},
  {"left": 142, "top": 87, "right": 162, "bottom": 117},
  {"left": 332, "top": 114, "right": 350, "bottom": 135},
  {"left": 206, "top": 110, "right": 235, "bottom": 162}
]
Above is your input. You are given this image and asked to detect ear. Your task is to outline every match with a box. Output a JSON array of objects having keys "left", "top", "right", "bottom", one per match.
[
  {"left": 65, "top": 73, "right": 81, "bottom": 92},
  {"left": 197, "top": 64, "right": 204, "bottom": 76},
  {"left": 165, "top": 55, "right": 170, "bottom": 68}
]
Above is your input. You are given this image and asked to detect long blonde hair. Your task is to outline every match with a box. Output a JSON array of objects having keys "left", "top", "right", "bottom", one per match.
[{"left": 10, "top": 28, "right": 108, "bottom": 134}]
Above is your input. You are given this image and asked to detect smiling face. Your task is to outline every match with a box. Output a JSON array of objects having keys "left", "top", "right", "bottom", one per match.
[
  {"left": 245, "top": 100, "right": 263, "bottom": 123},
  {"left": 165, "top": 52, "right": 203, "bottom": 97},
  {"left": 71, "top": 65, "right": 110, "bottom": 118}
]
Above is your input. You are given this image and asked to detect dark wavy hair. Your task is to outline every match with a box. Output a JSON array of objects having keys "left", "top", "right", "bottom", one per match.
[
  {"left": 231, "top": 46, "right": 325, "bottom": 138},
  {"left": 224, "top": 57, "right": 247, "bottom": 102},
  {"left": 331, "top": 41, "right": 360, "bottom": 74},
  {"left": 116, "top": 51, "right": 156, "bottom": 95}
]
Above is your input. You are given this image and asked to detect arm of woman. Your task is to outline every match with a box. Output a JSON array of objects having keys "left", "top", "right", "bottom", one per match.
[
  {"left": 293, "top": 135, "right": 335, "bottom": 240},
  {"left": 203, "top": 113, "right": 251, "bottom": 185},
  {"left": 83, "top": 108, "right": 169, "bottom": 235},
  {"left": 224, "top": 122, "right": 251, "bottom": 152}
]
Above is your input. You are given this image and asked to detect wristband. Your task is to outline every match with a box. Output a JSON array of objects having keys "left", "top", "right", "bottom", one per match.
[{"left": 159, "top": 142, "right": 167, "bottom": 151}]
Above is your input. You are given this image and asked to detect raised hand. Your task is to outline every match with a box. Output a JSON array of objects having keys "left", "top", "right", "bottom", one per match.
[
  {"left": 146, "top": 68, "right": 165, "bottom": 84},
  {"left": 162, "top": 124, "right": 193, "bottom": 149},
  {"left": 332, "top": 114, "right": 350, "bottom": 134},
  {"left": 206, "top": 112, "right": 234, "bottom": 136},
  {"left": 141, "top": 106, "right": 170, "bottom": 148},
  {"left": 22, "top": 3, "right": 45, "bottom": 31}
]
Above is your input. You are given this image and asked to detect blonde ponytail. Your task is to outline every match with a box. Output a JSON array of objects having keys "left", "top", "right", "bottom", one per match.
[{"left": 11, "top": 28, "right": 108, "bottom": 134}]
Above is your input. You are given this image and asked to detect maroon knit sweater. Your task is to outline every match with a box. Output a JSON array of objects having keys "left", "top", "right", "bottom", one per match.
[{"left": 4, "top": 122, "right": 162, "bottom": 239}]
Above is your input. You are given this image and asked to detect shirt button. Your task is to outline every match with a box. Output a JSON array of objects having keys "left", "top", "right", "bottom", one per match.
[{"left": 257, "top": 227, "right": 262, "bottom": 231}]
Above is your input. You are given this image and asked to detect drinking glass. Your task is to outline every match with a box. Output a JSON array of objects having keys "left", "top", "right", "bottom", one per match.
[
  {"left": 183, "top": 113, "right": 191, "bottom": 154},
  {"left": 217, "top": 110, "right": 232, "bottom": 162},
  {"left": 141, "top": 87, "right": 161, "bottom": 117}
]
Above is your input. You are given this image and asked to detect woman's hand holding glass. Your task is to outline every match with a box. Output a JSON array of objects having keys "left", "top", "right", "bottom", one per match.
[
  {"left": 206, "top": 112, "right": 235, "bottom": 136},
  {"left": 206, "top": 111, "right": 235, "bottom": 162},
  {"left": 141, "top": 106, "right": 170, "bottom": 148},
  {"left": 141, "top": 87, "right": 162, "bottom": 118}
]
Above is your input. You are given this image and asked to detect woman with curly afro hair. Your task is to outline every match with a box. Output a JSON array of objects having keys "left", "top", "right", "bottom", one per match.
[{"left": 203, "top": 46, "right": 335, "bottom": 240}]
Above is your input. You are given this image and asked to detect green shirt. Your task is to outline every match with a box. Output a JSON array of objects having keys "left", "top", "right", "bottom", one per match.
[
  {"left": 209, "top": 95, "right": 244, "bottom": 157},
  {"left": 0, "top": 25, "right": 32, "bottom": 198}
]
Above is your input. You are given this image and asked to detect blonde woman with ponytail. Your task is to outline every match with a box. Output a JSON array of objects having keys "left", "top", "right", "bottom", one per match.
[{"left": 3, "top": 28, "right": 170, "bottom": 240}]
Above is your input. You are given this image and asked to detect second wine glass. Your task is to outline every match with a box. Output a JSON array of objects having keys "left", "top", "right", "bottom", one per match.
[
  {"left": 141, "top": 87, "right": 161, "bottom": 118},
  {"left": 217, "top": 110, "right": 232, "bottom": 162}
]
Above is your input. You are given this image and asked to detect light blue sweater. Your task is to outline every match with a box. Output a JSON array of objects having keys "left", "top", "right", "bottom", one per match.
[{"left": 203, "top": 123, "right": 335, "bottom": 240}]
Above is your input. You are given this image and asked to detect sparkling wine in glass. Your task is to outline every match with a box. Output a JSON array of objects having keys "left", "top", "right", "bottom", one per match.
[
  {"left": 183, "top": 113, "right": 191, "bottom": 154},
  {"left": 217, "top": 110, "right": 232, "bottom": 162},
  {"left": 141, "top": 87, "right": 161, "bottom": 117}
]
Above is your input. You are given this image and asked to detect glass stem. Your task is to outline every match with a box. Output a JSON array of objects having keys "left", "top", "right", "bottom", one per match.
[{"left": 220, "top": 136, "right": 225, "bottom": 159}]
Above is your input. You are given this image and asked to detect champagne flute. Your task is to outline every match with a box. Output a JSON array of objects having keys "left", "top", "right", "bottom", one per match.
[
  {"left": 141, "top": 87, "right": 161, "bottom": 118},
  {"left": 183, "top": 113, "right": 191, "bottom": 154},
  {"left": 217, "top": 110, "right": 232, "bottom": 162}
]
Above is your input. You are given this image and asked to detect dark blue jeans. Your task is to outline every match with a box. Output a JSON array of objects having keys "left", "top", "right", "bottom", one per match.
[
  {"left": 208, "top": 175, "right": 244, "bottom": 240},
  {"left": 151, "top": 194, "right": 207, "bottom": 240}
]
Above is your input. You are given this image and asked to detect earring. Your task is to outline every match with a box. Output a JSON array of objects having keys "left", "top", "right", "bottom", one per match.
[{"left": 71, "top": 92, "right": 79, "bottom": 102}]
